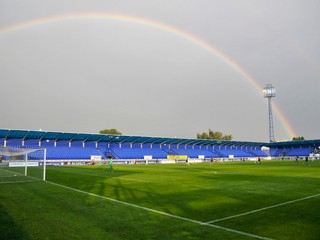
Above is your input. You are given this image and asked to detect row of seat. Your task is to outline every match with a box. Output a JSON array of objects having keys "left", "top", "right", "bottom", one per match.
[{"left": 1, "top": 141, "right": 313, "bottom": 160}]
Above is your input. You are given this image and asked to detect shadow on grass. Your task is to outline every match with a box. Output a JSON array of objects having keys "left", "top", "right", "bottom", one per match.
[
  {"left": 38, "top": 163, "right": 320, "bottom": 239},
  {"left": 46, "top": 166, "right": 142, "bottom": 186},
  {"left": 0, "top": 203, "right": 31, "bottom": 240}
]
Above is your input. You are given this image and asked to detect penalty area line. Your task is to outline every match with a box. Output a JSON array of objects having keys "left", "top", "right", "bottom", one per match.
[
  {"left": 0, "top": 180, "right": 38, "bottom": 184},
  {"left": 207, "top": 193, "right": 320, "bottom": 224},
  {"left": 45, "top": 180, "right": 272, "bottom": 240}
]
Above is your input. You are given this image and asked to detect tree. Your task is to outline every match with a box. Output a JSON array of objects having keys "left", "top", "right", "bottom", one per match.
[
  {"left": 197, "top": 129, "right": 232, "bottom": 140},
  {"left": 99, "top": 128, "right": 122, "bottom": 135},
  {"left": 222, "top": 134, "right": 232, "bottom": 141},
  {"left": 197, "top": 132, "right": 209, "bottom": 139},
  {"left": 292, "top": 136, "right": 305, "bottom": 141}
]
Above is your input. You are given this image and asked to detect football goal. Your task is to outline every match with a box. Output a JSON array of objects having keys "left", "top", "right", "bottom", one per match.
[{"left": 0, "top": 146, "right": 47, "bottom": 183}]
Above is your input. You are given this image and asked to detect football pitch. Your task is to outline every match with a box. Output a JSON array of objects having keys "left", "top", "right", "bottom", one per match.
[{"left": 0, "top": 160, "right": 319, "bottom": 240}]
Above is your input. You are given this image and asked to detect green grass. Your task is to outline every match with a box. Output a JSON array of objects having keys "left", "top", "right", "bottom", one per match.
[{"left": 1, "top": 160, "right": 320, "bottom": 239}]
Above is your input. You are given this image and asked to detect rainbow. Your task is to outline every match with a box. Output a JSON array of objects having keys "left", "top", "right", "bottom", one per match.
[{"left": 0, "top": 12, "right": 297, "bottom": 139}]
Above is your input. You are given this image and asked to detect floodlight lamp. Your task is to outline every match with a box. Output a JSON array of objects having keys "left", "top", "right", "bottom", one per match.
[{"left": 263, "top": 84, "right": 276, "bottom": 98}]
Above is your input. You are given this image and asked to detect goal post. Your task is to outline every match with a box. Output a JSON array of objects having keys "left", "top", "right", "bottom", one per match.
[
  {"left": 25, "top": 148, "right": 47, "bottom": 181},
  {"left": 0, "top": 146, "right": 47, "bottom": 182}
]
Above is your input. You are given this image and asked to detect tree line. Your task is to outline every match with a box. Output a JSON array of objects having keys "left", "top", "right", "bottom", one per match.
[
  {"left": 99, "top": 128, "right": 232, "bottom": 141},
  {"left": 99, "top": 129, "right": 122, "bottom": 135},
  {"left": 196, "top": 129, "right": 232, "bottom": 141}
]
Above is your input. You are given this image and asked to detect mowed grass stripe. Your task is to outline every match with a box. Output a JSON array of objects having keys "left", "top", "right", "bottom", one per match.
[
  {"left": 0, "top": 179, "right": 258, "bottom": 240},
  {"left": 47, "top": 162, "right": 320, "bottom": 223},
  {"left": 46, "top": 180, "right": 273, "bottom": 240},
  {"left": 207, "top": 192, "right": 320, "bottom": 224}
]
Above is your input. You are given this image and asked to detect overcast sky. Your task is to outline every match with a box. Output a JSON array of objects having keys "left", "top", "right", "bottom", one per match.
[{"left": 0, "top": 0, "right": 319, "bottom": 142}]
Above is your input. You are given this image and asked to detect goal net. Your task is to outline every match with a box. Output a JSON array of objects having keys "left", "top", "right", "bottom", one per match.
[{"left": 0, "top": 146, "right": 47, "bottom": 183}]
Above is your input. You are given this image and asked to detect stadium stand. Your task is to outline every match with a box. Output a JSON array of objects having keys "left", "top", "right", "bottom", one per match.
[
  {"left": 215, "top": 149, "right": 252, "bottom": 158},
  {"left": 280, "top": 147, "right": 313, "bottom": 157},
  {"left": 110, "top": 146, "right": 167, "bottom": 159},
  {"left": 245, "top": 149, "right": 268, "bottom": 157},
  {"left": 0, "top": 129, "right": 319, "bottom": 160}
]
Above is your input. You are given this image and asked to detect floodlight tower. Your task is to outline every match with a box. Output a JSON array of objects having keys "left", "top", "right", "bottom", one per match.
[{"left": 263, "top": 84, "right": 276, "bottom": 142}]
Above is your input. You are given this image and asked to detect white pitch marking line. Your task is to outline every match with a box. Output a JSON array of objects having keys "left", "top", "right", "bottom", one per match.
[
  {"left": 46, "top": 180, "right": 272, "bottom": 240},
  {"left": 0, "top": 168, "right": 21, "bottom": 175},
  {"left": 0, "top": 175, "right": 21, "bottom": 178},
  {"left": 0, "top": 168, "right": 40, "bottom": 182},
  {"left": 207, "top": 193, "right": 320, "bottom": 224},
  {"left": 0, "top": 180, "right": 37, "bottom": 184}
]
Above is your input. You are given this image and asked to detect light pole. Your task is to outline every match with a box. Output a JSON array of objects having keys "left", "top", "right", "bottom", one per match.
[{"left": 263, "top": 84, "right": 276, "bottom": 142}]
